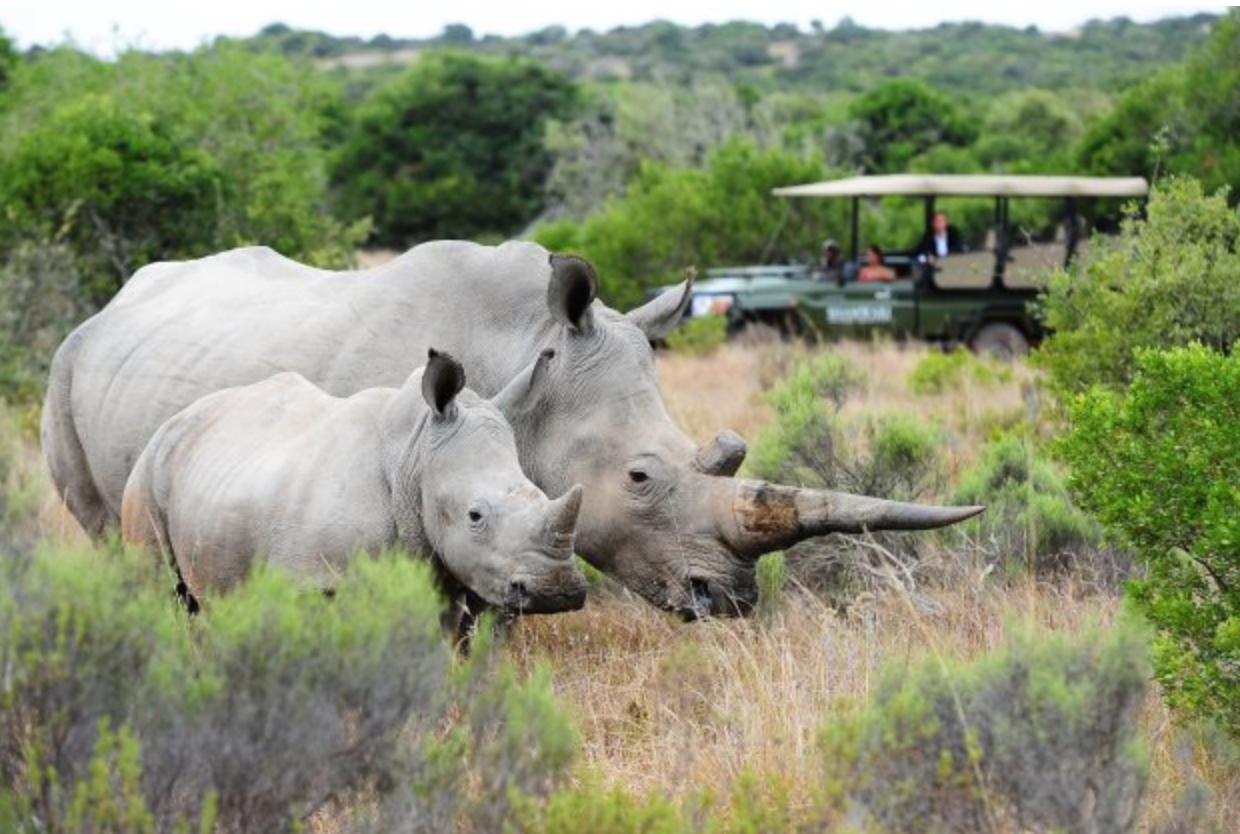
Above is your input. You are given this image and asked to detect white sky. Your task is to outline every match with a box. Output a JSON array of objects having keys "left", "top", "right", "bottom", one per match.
[{"left": 1, "top": 4, "right": 1226, "bottom": 56}]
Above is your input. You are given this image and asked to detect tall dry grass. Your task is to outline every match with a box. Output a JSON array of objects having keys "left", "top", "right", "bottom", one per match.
[
  {"left": 512, "top": 340, "right": 1239, "bottom": 830},
  {"left": 13, "top": 340, "right": 1240, "bottom": 830}
]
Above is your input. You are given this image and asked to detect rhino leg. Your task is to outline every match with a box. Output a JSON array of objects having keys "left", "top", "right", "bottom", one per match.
[{"left": 42, "top": 326, "right": 113, "bottom": 541}]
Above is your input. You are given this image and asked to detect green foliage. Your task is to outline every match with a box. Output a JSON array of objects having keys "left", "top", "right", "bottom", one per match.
[
  {"left": 847, "top": 79, "right": 979, "bottom": 173},
  {"left": 533, "top": 139, "right": 839, "bottom": 309},
  {"left": 1080, "top": 10, "right": 1240, "bottom": 200},
  {"left": 1059, "top": 344, "right": 1240, "bottom": 739},
  {"left": 818, "top": 619, "right": 1150, "bottom": 833},
  {"left": 333, "top": 50, "right": 577, "bottom": 246},
  {"left": 0, "top": 94, "right": 220, "bottom": 305},
  {"left": 755, "top": 551, "right": 787, "bottom": 620},
  {"left": 953, "top": 431, "right": 1099, "bottom": 571},
  {"left": 0, "top": 400, "right": 48, "bottom": 557},
  {"left": 1034, "top": 178, "right": 1240, "bottom": 397},
  {"left": 746, "top": 352, "right": 861, "bottom": 485},
  {"left": 0, "top": 545, "right": 187, "bottom": 832},
  {"left": 665, "top": 313, "right": 727, "bottom": 356},
  {"left": 976, "top": 89, "right": 1083, "bottom": 173},
  {"left": 0, "top": 44, "right": 366, "bottom": 402},
  {"left": 747, "top": 352, "right": 944, "bottom": 594},
  {"left": 0, "top": 546, "right": 462, "bottom": 832},
  {"left": 907, "top": 349, "right": 1012, "bottom": 396},
  {"left": 748, "top": 353, "right": 940, "bottom": 502}
]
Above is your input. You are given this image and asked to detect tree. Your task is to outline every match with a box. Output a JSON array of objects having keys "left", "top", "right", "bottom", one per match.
[
  {"left": 1033, "top": 178, "right": 1240, "bottom": 397},
  {"left": 1059, "top": 344, "right": 1240, "bottom": 740},
  {"left": 847, "top": 79, "right": 978, "bottom": 173},
  {"left": 533, "top": 140, "right": 840, "bottom": 309},
  {"left": 333, "top": 51, "right": 577, "bottom": 246},
  {"left": 1079, "top": 10, "right": 1240, "bottom": 200}
]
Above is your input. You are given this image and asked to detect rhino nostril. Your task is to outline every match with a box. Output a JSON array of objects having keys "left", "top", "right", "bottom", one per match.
[{"left": 689, "top": 577, "right": 712, "bottom": 614}]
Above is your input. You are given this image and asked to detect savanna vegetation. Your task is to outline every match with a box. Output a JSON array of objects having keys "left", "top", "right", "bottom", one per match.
[{"left": 1, "top": 8, "right": 1239, "bottom": 833}]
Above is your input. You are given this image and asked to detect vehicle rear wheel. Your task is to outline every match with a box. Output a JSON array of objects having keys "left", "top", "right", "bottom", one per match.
[{"left": 970, "top": 322, "right": 1029, "bottom": 360}]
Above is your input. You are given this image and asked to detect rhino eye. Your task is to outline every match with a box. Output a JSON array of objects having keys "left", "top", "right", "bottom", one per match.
[
  {"left": 628, "top": 469, "right": 650, "bottom": 484},
  {"left": 468, "top": 509, "right": 483, "bottom": 523}
]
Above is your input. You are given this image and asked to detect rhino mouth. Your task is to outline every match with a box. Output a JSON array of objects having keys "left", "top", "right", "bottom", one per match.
[
  {"left": 502, "top": 557, "right": 588, "bottom": 615},
  {"left": 676, "top": 575, "right": 756, "bottom": 622}
]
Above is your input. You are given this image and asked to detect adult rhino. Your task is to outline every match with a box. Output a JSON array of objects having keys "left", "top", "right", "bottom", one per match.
[
  {"left": 121, "top": 349, "right": 588, "bottom": 618},
  {"left": 44, "top": 241, "right": 981, "bottom": 618}
]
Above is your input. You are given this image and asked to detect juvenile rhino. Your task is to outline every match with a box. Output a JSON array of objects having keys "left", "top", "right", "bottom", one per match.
[
  {"left": 120, "top": 349, "right": 588, "bottom": 617},
  {"left": 50, "top": 241, "right": 980, "bottom": 619}
]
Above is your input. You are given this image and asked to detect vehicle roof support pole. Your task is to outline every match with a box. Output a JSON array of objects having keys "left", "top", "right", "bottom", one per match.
[
  {"left": 850, "top": 196, "right": 860, "bottom": 263},
  {"left": 1064, "top": 197, "right": 1080, "bottom": 265}
]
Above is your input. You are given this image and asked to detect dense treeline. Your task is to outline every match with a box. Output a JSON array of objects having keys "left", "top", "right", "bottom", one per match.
[
  {"left": 0, "top": 11, "right": 1235, "bottom": 397},
  {"left": 247, "top": 15, "right": 1215, "bottom": 97}
]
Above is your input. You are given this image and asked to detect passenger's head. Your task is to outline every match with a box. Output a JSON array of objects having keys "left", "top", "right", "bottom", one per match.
[
  {"left": 933, "top": 212, "right": 949, "bottom": 233},
  {"left": 822, "top": 239, "right": 841, "bottom": 264},
  {"left": 865, "top": 245, "right": 884, "bottom": 266}
]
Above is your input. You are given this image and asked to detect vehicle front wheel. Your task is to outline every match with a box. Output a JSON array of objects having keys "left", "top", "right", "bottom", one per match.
[{"left": 969, "top": 322, "right": 1029, "bottom": 360}]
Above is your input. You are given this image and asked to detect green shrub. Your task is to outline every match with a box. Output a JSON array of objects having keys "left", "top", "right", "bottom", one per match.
[
  {"left": 0, "top": 400, "right": 48, "bottom": 557},
  {"left": 953, "top": 430, "right": 1099, "bottom": 572},
  {"left": 665, "top": 312, "right": 727, "bottom": 356},
  {"left": 907, "top": 349, "right": 1012, "bottom": 396},
  {"left": 1059, "top": 344, "right": 1240, "bottom": 739},
  {"left": 0, "top": 546, "right": 470, "bottom": 833},
  {"left": 747, "top": 353, "right": 943, "bottom": 596},
  {"left": 0, "top": 545, "right": 186, "bottom": 832},
  {"left": 817, "top": 619, "right": 1150, "bottom": 833},
  {"left": 746, "top": 351, "right": 861, "bottom": 486},
  {"left": 1034, "top": 178, "right": 1240, "bottom": 397}
]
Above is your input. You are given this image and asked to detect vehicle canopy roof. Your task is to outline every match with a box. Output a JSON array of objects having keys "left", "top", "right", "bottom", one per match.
[{"left": 772, "top": 174, "right": 1150, "bottom": 199}]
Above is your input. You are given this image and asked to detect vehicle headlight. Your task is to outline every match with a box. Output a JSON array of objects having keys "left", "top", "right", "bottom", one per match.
[{"left": 690, "top": 295, "right": 733, "bottom": 318}]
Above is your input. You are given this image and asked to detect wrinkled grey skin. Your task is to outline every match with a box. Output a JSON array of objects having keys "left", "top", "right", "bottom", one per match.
[
  {"left": 46, "top": 241, "right": 981, "bottom": 618},
  {"left": 121, "top": 350, "right": 588, "bottom": 617}
]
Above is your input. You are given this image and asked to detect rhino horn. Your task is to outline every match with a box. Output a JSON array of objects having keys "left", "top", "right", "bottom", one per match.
[
  {"left": 718, "top": 479, "right": 984, "bottom": 559},
  {"left": 693, "top": 430, "right": 747, "bottom": 477},
  {"left": 544, "top": 484, "right": 584, "bottom": 557}
]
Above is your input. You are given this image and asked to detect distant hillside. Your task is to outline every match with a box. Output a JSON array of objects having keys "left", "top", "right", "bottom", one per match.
[{"left": 239, "top": 14, "right": 1219, "bottom": 96}]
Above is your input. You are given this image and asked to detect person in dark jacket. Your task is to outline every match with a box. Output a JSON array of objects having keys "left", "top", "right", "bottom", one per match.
[{"left": 917, "top": 211, "right": 965, "bottom": 262}]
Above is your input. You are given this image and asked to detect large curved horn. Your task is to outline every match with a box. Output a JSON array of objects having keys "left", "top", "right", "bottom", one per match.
[{"left": 718, "top": 479, "right": 984, "bottom": 558}]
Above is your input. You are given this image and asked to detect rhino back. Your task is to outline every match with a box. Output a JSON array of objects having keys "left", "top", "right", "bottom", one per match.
[
  {"left": 148, "top": 374, "right": 395, "bottom": 594},
  {"left": 66, "top": 242, "right": 560, "bottom": 522}
]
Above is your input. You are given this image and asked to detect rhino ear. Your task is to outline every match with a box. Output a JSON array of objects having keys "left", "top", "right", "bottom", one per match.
[
  {"left": 492, "top": 349, "right": 554, "bottom": 419},
  {"left": 422, "top": 348, "right": 466, "bottom": 416},
  {"left": 627, "top": 268, "right": 694, "bottom": 340},
  {"left": 547, "top": 254, "right": 597, "bottom": 333}
]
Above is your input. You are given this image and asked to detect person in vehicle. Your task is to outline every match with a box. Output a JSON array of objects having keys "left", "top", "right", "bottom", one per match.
[
  {"left": 917, "top": 211, "right": 965, "bottom": 262},
  {"left": 858, "top": 245, "right": 895, "bottom": 282},
  {"left": 815, "top": 238, "right": 845, "bottom": 284}
]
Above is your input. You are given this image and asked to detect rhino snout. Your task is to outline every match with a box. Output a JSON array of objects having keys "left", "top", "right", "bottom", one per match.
[{"left": 504, "top": 561, "right": 588, "bottom": 615}]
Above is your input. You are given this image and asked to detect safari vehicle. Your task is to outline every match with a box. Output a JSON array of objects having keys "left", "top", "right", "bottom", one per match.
[{"left": 679, "top": 174, "right": 1149, "bottom": 357}]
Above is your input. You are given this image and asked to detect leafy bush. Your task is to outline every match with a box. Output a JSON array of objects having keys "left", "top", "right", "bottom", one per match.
[
  {"left": 533, "top": 139, "right": 840, "bottom": 309},
  {"left": 0, "top": 400, "right": 47, "bottom": 557},
  {"left": 748, "top": 352, "right": 940, "bottom": 503},
  {"left": 0, "top": 545, "right": 188, "bottom": 832},
  {"left": 817, "top": 619, "right": 1150, "bottom": 833},
  {"left": 333, "top": 50, "right": 577, "bottom": 246},
  {"left": 1034, "top": 177, "right": 1240, "bottom": 397},
  {"left": 0, "top": 546, "right": 465, "bottom": 833},
  {"left": 664, "top": 312, "right": 727, "bottom": 356},
  {"left": 1059, "top": 344, "right": 1240, "bottom": 739},
  {"left": 907, "top": 349, "right": 1012, "bottom": 396},
  {"left": 747, "top": 352, "right": 944, "bottom": 595},
  {"left": 953, "top": 430, "right": 1099, "bottom": 573},
  {"left": 0, "top": 44, "right": 366, "bottom": 401}
]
